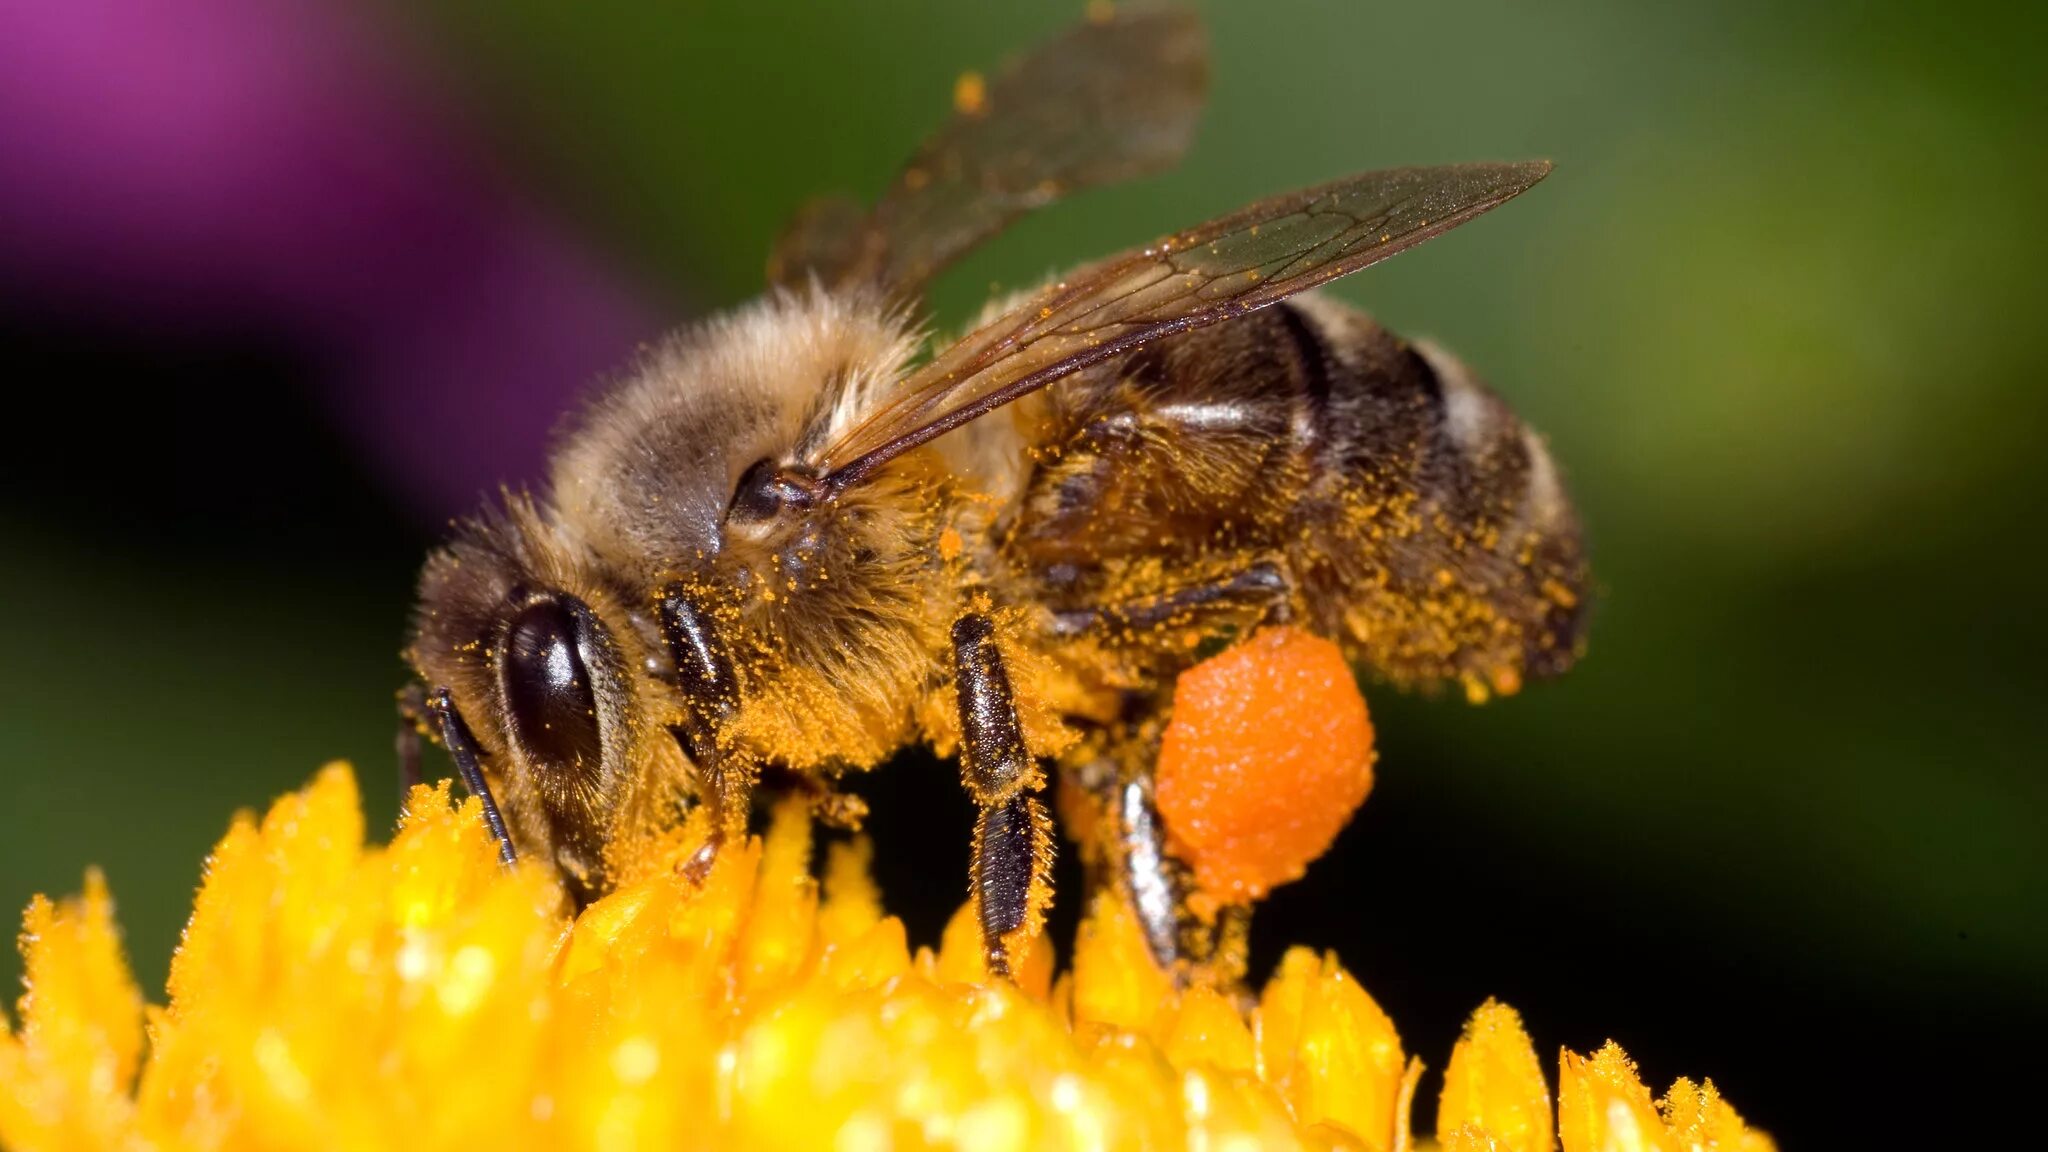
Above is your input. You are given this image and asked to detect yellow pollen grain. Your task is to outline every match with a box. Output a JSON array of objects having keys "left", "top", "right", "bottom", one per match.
[
  {"left": 938, "top": 527, "right": 965, "bottom": 561},
  {"left": 953, "top": 71, "right": 987, "bottom": 116},
  {"left": 1491, "top": 666, "right": 1524, "bottom": 698}
]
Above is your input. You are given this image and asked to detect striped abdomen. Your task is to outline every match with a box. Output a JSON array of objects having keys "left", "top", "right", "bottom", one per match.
[{"left": 1003, "top": 291, "right": 1587, "bottom": 699}]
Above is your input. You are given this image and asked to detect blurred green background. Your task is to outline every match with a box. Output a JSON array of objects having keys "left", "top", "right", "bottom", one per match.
[{"left": 3, "top": 1, "right": 2043, "bottom": 1145}]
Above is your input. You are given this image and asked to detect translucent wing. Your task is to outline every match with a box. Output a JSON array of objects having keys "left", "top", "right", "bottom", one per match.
[
  {"left": 767, "top": 5, "right": 1208, "bottom": 295},
  {"left": 815, "top": 161, "right": 1553, "bottom": 491}
]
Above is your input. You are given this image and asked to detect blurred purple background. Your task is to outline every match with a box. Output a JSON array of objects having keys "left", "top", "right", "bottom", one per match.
[{"left": 0, "top": 0, "right": 661, "bottom": 519}]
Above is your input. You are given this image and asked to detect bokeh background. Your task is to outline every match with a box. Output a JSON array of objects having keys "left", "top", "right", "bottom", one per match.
[{"left": 4, "top": 1, "right": 2043, "bottom": 1145}]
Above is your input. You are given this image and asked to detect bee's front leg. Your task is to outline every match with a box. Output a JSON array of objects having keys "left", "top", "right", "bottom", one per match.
[
  {"left": 951, "top": 612, "right": 1054, "bottom": 979},
  {"left": 657, "top": 583, "right": 753, "bottom": 879}
]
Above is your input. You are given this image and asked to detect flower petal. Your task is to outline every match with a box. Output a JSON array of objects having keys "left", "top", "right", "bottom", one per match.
[
  {"left": 1438, "top": 999, "right": 1554, "bottom": 1152},
  {"left": 0, "top": 870, "right": 144, "bottom": 1150},
  {"left": 1256, "top": 947, "right": 1408, "bottom": 1147}
]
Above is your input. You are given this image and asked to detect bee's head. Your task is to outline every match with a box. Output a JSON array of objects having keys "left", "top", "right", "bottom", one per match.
[
  {"left": 532, "top": 287, "right": 949, "bottom": 765},
  {"left": 408, "top": 496, "right": 668, "bottom": 900}
]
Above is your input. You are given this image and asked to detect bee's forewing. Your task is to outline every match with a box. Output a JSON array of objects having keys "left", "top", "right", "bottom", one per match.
[{"left": 816, "top": 160, "right": 1554, "bottom": 489}]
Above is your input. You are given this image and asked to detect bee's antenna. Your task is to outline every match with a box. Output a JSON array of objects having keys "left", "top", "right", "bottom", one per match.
[
  {"left": 395, "top": 683, "right": 426, "bottom": 801},
  {"left": 429, "top": 687, "right": 519, "bottom": 867}
]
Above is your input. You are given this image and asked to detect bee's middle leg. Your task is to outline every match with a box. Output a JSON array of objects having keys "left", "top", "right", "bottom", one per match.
[{"left": 951, "top": 611, "right": 1054, "bottom": 979}]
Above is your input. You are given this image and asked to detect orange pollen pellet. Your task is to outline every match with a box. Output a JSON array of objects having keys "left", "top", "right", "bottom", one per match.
[{"left": 1154, "top": 627, "right": 1376, "bottom": 903}]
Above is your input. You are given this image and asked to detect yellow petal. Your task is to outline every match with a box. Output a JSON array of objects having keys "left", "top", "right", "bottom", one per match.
[
  {"left": 0, "top": 763, "right": 1777, "bottom": 1151},
  {"left": 1558, "top": 1042, "right": 1672, "bottom": 1152},
  {"left": 818, "top": 836, "right": 883, "bottom": 945},
  {"left": 1438, "top": 999, "right": 1554, "bottom": 1152},
  {"left": 1557, "top": 1042, "right": 1775, "bottom": 1152},
  {"left": 1163, "top": 985, "right": 1257, "bottom": 1076},
  {"left": 1180, "top": 1064, "right": 1325, "bottom": 1151},
  {"left": 734, "top": 798, "right": 819, "bottom": 998},
  {"left": 935, "top": 899, "right": 1056, "bottom": 1001},
  {"left": 135, "top": 762, "right": 566, "bottom": 1149},
  {"left": 1256, "top": 947, "right": 1408, "bottom": 1147},
  {"left": 1069, "top": 889, "right": 1174, "bottom": 1037},
  {"left": 1660, "top": 1077, "right": 1777, "bottom": 1152},
  {"left": 0, "top": 870, "right": 144, "bottom": 1151}
]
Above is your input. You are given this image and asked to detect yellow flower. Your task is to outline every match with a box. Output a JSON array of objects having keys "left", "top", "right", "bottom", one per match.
[{"left": 2, "top": 765, "right": 1776, "bottom": 1151}]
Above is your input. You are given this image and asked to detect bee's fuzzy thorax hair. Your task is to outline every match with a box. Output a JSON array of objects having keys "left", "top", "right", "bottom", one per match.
[{"left": 544, "top": 283, "right": 925, "bottom": 577}]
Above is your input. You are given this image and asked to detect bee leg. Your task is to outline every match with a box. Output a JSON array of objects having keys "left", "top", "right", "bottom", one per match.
[
  {"left": 1115, "top": 772, "right": 1193, "bottom": 973},
  {"left": 657, "top": 583, "right": 751, "bottom": 877},
  {"left": 952, "top": 612, "right": 1054, "bottom": 979},
  {"left": 426, "top": 687, "right": 518, "bottom": 867},
  {"left": 1114, "top": 768, "right": 1258, "bottom": 986},
  {"left": 758, "top": 764, "right": 870, "bottom": 831},
  {"left": 1048, "top": 560, "right": 1290, "bottom": 638},
  {"left": 672, "top": 731, "right": 757, "bottom": 883}
]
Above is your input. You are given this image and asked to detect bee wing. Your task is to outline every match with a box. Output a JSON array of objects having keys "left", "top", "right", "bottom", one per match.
[
  {"left": 814, "top": 161, "right": 1554, "bottom": 490},
  {"left": 767, "top": 5, "right": 1208, "bottom": 295}
]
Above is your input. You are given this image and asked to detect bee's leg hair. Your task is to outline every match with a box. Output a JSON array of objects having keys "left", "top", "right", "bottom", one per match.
[
  {"left": 952, "top": 611, "right": 1053, "bottom": 980},
  {"left": 427, "top": 686, "right": 518, "bottom": 867}
]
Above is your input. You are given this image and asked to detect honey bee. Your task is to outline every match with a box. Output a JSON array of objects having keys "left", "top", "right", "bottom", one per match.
[{"left": 404, "top": 6, "right": 1586, "bottom": 977}]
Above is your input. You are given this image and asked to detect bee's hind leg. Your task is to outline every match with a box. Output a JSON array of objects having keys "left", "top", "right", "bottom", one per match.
[
  {"left": 1112, "top": 770, "right": 1195, "bottom": 974},
  {"left": 1061, "top": 697, "right": 1275, "bottom": 989},
  {"left": 1113, "top": 755, "right": 1255, "bottom": 988},
  {"left": 951, "top": 612, "right": 1054, "bottom": 980}
]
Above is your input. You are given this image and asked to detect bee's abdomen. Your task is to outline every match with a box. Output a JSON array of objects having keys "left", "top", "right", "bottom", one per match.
[
  {"left": 1282, "top": 295, "right": 1587, "bottom": 695},
  {"left": 1009, "top": 292, "right": 1587, "bottom": 697}
]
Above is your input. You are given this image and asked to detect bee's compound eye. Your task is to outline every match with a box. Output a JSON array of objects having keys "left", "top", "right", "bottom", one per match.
[{"left": 499, "top": 596, "right": 603, "bottom": 777}]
